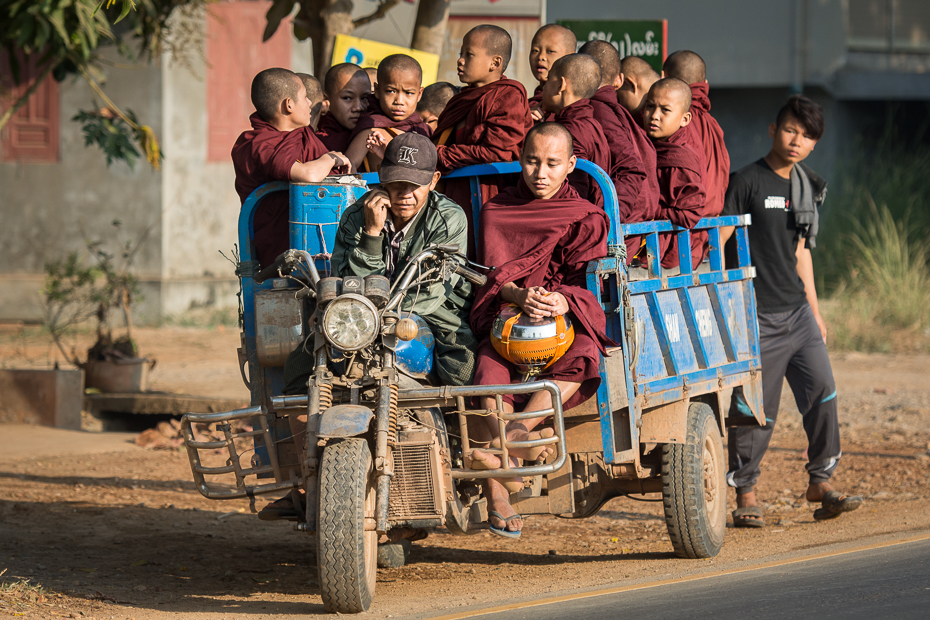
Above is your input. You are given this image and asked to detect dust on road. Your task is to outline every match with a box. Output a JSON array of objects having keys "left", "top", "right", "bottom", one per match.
[{"left": 1, "top": 328, "right": 929, "bottom": 619}]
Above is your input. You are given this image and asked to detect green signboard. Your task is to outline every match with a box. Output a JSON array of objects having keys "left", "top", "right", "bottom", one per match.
[{"left": 557, "top": 20, "right": 668, "bottom": 73}]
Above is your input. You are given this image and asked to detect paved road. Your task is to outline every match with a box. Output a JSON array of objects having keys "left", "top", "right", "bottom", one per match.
[{"left": 452, "top": 536, "right": 930, "bottom": 620}]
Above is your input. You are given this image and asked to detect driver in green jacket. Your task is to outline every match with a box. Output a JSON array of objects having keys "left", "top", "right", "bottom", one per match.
[{"left": 331, "top": 132, "right": 477, "bottom": 386}]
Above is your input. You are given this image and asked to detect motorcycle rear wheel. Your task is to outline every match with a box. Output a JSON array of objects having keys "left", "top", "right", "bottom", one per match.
[{"left": 317, "top": 438, "right": 377, "bottom": 613}]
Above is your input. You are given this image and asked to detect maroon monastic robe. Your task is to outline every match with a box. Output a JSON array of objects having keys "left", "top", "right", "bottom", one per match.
[
  {"left": 232, "top": 113, "right": 329, "bottom": 268},
  {"left": 555, "top": 99, "right": 611, "bottom": 206},
  {"left": 434, "top": 77, "right": 533, "bottom": 258},
  {"left": 471, "top": 181, "right": 614, "bottom": 411},
  {"left": 350, "top": 94, "right": 433, "bottom": 139},
  {"left": 588, "top": 85, "right": 647, "bottom": 218},
  {"left": 528, "top": 84, "right": 554, "bottom": 123},
  {"left": 680, "top": 83, "right": 730, "bottom": 217},
  {"left": 315, "top": 113, "right": 353, "bottom": 152},
  {"left": 653, "top": 129, "right": 707, "bottom": 270}
]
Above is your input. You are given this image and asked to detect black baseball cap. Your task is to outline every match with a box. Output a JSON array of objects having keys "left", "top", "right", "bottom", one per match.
[{"left": 379, "top": 132, "right": 438, "bottom": 186}]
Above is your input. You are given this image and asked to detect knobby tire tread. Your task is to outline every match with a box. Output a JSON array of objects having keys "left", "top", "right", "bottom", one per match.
[
  {"left": 317, "top": 439, "right": 374, "bottom": 613},
  {"left": 661, "top": 402, "right": 724, "bottom": 559}
]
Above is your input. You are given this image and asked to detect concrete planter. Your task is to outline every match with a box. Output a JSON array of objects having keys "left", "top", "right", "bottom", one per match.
[
  {"left": 83, "top": 358, "right": 155, "bottom": 393},
  {"left": 0, "top": 369, "right": 84, "bottom": 429}
]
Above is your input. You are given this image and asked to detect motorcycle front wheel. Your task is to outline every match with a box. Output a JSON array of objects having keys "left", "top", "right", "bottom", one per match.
[{"left": 317, "top": 438, "right": 377, "bottom": 613}]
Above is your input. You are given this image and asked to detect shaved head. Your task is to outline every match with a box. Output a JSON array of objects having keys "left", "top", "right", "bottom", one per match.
[
  {"left": 578, "top": 40, "right": 621, "bottom": 86},
  {"left": 324, "top": 62, "right": 364, "bottom": 97},
  {"left": 663, "top": 50, "right": 706, "bottom": 85},
  {"left": 378, "top": 54, "right": 422, "bottom": 85},
  {"left": 417, "top": 81, "right": 457, "bottom": 116},
  {"left": 525, "top": 122, "right": 573, "bottom": 158},
  {"left": 251, "top": 67, "right": 302, "bottom": 121},
  {"left": 467, "top": 24, "right": 513, "bottom": 72},
  {"left": 532, "top": 24, "right": 577, "bottom": 50},
  {"left": 650, "top": 77, "right": 692, "bottom": 109},
  {"left": 296, "top": 73, "right": 323, "bottom": 105},
  {"left": 549, "top": 54, "right": 601, "bottom": 99},
  {"left": 621, "top": 56, "right": 659, "bottom": 82}
]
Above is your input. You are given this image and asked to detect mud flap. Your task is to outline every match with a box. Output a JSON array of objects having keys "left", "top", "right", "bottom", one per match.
[{"left": 317, "top": 405, "right": 374, "bottom": 438}]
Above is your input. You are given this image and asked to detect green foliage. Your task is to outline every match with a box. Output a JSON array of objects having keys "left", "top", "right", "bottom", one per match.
[
  {"left": 816, "top": 123, "right": 930, "bottom": 294},
  {"left": 823, "top": 201, "right": 930, "bottom": 353},
  {"left": 0, "top": 0, "right": 205, "bottom": 169},
  {"left": 72, "top": 108, "right": 162, "bottom": 169},
  {"left": 42, "top": 220, "right": 145, "bottom": 366}
]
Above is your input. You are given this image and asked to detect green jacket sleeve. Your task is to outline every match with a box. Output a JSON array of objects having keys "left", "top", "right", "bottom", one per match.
[
  {"left": 331, "top": 193, "right": 388, "bottom": 278},
  {"left": 400, "top": 195, "right": 472, "bottom": 319}
]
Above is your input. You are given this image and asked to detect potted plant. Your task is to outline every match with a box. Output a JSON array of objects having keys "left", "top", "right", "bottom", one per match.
[{"left": 42, "top": 220, "right": 155, "bottom": 393}]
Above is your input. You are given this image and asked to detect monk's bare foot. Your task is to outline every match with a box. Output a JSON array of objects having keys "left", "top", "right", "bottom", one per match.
[
  {"left": 485, "top": 478, "right": 523, "bottom": 535},
  {"left": 466, "top": 450, "right": 523, "bottom": 493},
  {"left": 491, "top": 427, "right": 556, "bottom": 462}
]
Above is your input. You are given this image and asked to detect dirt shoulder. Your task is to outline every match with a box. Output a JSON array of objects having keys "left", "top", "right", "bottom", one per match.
[{"left": 1, "top": 329, "right": 929, "bottom": 619}]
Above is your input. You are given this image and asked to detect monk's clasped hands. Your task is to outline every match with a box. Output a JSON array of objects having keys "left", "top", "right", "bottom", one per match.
[{"left": 515, "top": 286, "right": 569, "bottom": 319}]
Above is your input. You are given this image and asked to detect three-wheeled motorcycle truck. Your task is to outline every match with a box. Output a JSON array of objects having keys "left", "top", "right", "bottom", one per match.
[{"left": 181, "top": 160, "right": 764, "bottom": 613}]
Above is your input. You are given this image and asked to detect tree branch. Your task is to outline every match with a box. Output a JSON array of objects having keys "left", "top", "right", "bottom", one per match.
[
  {"left": 352, "top": 0, "right": 400, "bottom": 28},
  {"left": 0, "top": 61, "right": 54, "bottom": 133}
]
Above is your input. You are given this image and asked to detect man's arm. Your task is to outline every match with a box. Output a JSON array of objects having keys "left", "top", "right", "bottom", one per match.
[
  {"left": 331, "top": 191, "right": 389, "bottom": 278},
  {"left": 289, "top": 151, "right": 349, "bottom": 183},
  {"left": 796, "top": 237, "right": 826, "bottom": 342}
]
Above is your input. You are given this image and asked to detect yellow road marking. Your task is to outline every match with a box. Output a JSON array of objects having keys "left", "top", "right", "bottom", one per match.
[{"left": 427, "top": 531, "right": 930, "bottom": 620}]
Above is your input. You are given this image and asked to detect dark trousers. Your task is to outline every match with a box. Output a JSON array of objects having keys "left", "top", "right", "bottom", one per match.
[{"left": 727, "top": 303, "right": 841, "bottom": 492}]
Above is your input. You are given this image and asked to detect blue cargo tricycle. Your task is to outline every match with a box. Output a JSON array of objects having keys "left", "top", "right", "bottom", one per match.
[{"left": 181, "top": 161, "right": 763, "bottom": 614}]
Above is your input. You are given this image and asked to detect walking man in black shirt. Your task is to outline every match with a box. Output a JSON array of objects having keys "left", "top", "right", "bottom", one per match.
[{"left": 720, "top": 95, "right": 862, "bottom": 527}]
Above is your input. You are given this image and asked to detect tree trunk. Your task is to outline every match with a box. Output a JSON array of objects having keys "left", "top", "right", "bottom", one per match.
[
  {"left": 410, "top": 0, "right": 451, "bottom": 56},
  {"left": 300, "top": 0, "right": 355, "bottom": 78}
]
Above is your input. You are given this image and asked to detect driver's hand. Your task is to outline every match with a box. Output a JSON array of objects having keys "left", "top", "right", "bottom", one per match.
[{"left": 362, "top": 189, "right": 390, "bottom": 236}]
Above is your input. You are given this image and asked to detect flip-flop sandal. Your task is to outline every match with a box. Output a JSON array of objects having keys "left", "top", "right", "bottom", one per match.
[
  {"left": 820, "top": 490, "right": 863, "bottom": 514},
  {"left": 813, "top": 507, "right": 842, "bottom": 521},
  {"left": 488, "top": 510, "right": 522, "bottom": 539},
  {"left": 732, "top": 506, "right": 764, "bottom": 528}
]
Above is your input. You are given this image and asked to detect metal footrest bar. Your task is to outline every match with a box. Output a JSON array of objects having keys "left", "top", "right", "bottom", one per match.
[
  {"left": 398, "top": 380, "right": 567, "bottom": 479},
  {"left": 181, "top": 405, "right": 290, "bottom": 500}
]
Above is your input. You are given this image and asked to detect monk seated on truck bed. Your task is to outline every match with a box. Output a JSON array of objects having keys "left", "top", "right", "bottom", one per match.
[{"left": 467, "top": 122, "right": 615, "bottom": 539}]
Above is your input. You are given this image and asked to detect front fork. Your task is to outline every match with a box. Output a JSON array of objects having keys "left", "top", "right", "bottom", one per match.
[
  {"left": 374, "top": 351, "right": 397, "bottom": 532},
  {"left": 301, "top": 346, "right": 395, "bottom": 535}
]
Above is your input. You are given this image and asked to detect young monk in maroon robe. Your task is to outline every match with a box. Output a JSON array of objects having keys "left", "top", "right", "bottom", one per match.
[
  {"left": 540, "top": 54, "right": 611, "bottom": 206},
  {"left": 576, "top": 41, "right": 650, "bottom": 218},
  {"left": 577, "top": 42, "right": 661, "bottom": 261},
  {"left": 468, "top": 123, "right": 613, "bottom": 538},
  {"left": 527, "top": 24, "right": 576, "bottom": 121},
  {"left": 342, "top": 54, "right": 431, "bottom": 173},
  {"left": 663, "top": 50, "right": 731, "bottom": 217},
  {"left": 232, "top": 68, "right": 350, "bottom": 268},
  {"left": 434, "top": 25, "right": 533, "bottom": 258},
  {"left": 617, "top": 56, "right": 659, "bottom": 119},
  {"left": 315, "top": 63, "right": 370, "bottom": 153},
  {"left": 642, "top": 78, "right": 708, "bottom": 270},
  {"left": 295, "top": 73, "right": 326, "bottom": 131},
  {"left": 416, "top": 82, "right": 457, "bottom": 133}
]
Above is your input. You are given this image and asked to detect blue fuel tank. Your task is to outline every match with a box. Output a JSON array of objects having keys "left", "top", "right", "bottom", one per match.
[
  {"left": 394, "top": 314, "right": 435, "bottom": 379},
  {"left": 290, "top": 178, "right": 368, "bottom": 274}
]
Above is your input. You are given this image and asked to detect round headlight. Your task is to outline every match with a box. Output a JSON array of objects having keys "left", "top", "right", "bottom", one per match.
[{"left": 321, "top": 293, "right": 380, "bottom": 351}]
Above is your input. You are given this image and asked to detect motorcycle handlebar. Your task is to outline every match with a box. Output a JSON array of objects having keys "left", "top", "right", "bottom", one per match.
[{"left": 454, "top": 263, "right": 487, "bottom": 287}]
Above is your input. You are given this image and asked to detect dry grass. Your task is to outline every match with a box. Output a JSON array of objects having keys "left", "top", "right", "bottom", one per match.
[{"left": 823, "top": 200, "right": 930, "bottom": 353}]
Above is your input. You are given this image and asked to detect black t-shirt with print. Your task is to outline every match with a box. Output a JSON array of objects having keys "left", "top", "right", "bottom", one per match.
[{"left": 723, "top": 158, "right": 809, "bottom": 314}]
